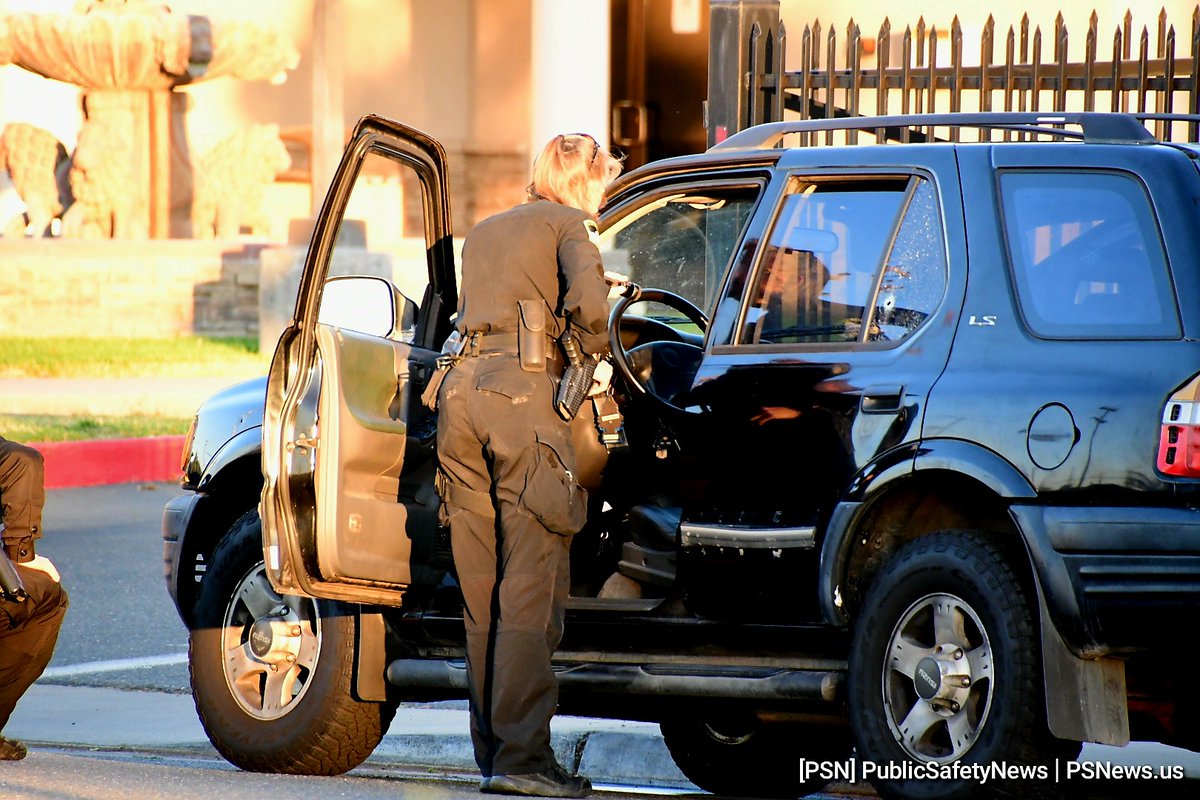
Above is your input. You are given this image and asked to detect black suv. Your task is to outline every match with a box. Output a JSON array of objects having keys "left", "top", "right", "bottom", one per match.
[{"left": 163, "top": 112, "right": 1200, "bottom": 799}]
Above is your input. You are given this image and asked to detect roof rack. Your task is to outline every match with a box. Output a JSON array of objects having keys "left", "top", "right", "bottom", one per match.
[{"left": 709, "top": 112, "right": 1178, "bottom": 151}]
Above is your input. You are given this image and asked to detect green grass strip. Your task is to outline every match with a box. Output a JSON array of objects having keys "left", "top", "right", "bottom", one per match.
[
  {"left": 0, "top": 414, "right": 192, "bottom": 443},
  {"left": 0, "top": 336, "right": 270, "bottom": 378}
]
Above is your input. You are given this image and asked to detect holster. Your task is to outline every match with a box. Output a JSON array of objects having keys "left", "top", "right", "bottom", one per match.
[
  {"left": 517, "top": 300, "right": 546, "bottom": 373},
  {"left": 420, "top": 330, "right": 467, "bottom": 411}
]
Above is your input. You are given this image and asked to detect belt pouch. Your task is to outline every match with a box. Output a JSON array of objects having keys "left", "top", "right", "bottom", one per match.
[{"left": 517, "top": 300, "right": 546, "bottom": 372}]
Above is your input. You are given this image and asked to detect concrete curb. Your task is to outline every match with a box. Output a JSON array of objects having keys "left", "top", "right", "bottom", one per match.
[{"left": 34, "top": 436, "right": 187, "bottom": 489}]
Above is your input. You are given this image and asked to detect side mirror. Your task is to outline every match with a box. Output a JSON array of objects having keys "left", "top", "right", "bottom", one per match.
[{"left": 318, "top": 275, "right": 416, "bottom": 340}]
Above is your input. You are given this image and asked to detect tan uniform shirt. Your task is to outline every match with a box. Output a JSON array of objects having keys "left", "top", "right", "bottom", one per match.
[{"left": 455, "top": 199, "right": 610, "bottom": 355}]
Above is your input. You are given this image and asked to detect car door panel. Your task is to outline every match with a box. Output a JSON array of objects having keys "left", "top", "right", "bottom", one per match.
[
  {"left": 314, "top": 323, "right": 413, "bottom": 586},
  {"left": 261, "top": 116, "right": 454, "bottom": 606}
]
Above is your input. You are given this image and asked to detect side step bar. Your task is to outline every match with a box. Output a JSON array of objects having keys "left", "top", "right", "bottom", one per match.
[{"left": 387, "top": 659, "right": 841, "bottom": 703}]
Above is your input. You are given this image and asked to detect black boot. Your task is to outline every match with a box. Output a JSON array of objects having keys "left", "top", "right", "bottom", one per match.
[
  {"left": 481, "top": 762, "right": 591, "bottom": 798},
  {"left": 0, "top": 736, "right": 28, "bottom": 761}
]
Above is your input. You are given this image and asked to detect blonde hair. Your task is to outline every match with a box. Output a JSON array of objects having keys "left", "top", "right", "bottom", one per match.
[{"left": 527, "top": 133, "right": 623, "bottom": 217}]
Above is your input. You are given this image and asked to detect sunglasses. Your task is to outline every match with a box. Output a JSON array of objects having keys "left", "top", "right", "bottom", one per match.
[{"left": 562, "top": 133, "right": 600, "bottom": 165}]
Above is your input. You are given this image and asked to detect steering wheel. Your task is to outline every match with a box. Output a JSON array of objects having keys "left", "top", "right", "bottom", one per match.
[{"left": 608, "top": 285, "right": 708, "bottom": 412}]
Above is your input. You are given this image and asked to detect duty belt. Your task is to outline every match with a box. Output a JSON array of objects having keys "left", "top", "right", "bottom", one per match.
[
  {"left": 466, "top": 332, "right": 519, "bottom": 356},
  {"left": 464, "top": 331, "right": 559, "bottom": 358}
]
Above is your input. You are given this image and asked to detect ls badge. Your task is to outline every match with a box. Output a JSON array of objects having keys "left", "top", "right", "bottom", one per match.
[{"left": 968, "top": 315, "right": 998, "bottom": 326}]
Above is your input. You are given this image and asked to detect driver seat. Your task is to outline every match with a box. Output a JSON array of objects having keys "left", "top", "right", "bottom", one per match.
[{"left": 616, "top": 500, "right": 679, "bottom": 586}]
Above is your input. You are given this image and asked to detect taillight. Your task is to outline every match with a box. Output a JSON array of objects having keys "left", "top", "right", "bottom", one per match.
[{"left": 1158, "top": 376, "right": 1200, "bottom": 477}]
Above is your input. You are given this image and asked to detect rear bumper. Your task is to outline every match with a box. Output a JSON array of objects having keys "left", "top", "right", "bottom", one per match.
[{"left": 1012, "top": 504, "right": 1200, "bottom": 655}]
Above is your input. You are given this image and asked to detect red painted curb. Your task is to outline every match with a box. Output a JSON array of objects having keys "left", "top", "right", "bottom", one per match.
[{"left": 33, "top": 436, "right": 187, "bottom": 489}]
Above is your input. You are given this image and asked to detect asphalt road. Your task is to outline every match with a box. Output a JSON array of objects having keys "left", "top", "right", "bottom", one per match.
[
  {"left": 13, "top": 482, "right": 1200, "bottom": 800},
  {"left": 9, "top": 482, "right": 706, "bottom": 800},
  {"left": 36, "top": 481, "right": 191, "bottom": 693}
]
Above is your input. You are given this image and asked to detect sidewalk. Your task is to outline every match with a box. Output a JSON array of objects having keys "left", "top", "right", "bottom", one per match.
[
  {"left": 10, "top": 684, "right": 1200, "bottom": 791},
  {"left": 6, "top": 684, "right": 696, "bottom": 789},
  {"left": 0, "top": 376, "right": 249, "bottom": 417}
]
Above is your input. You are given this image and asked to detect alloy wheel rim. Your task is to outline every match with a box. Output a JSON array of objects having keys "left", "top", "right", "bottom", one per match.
[
  {"left": 881, "top": 592, "right": 994, "bottom": 764},
  {"left": 220, "top": 563, "right": 321, "bottom": 720}
]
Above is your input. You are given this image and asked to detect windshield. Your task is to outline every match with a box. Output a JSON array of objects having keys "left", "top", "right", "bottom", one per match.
[{"left": 600, "top": 186, "right": 761, "bottom": 327}]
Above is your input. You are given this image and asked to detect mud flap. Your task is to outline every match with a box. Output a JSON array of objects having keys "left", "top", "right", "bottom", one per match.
[
  {"left": 354, "top": 609, "right": 389, "bottom": 702},
  {"left": 1039, "top": 590, "right": 1129, "bottom": 745}
]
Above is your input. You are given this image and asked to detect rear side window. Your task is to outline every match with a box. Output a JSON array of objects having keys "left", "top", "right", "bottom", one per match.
[
  {"left": 1000, "top": 171, "right": 1179, "bottom": 339},
  {"left": 739, "top": 174, "right": 947, "bottom": 346}
]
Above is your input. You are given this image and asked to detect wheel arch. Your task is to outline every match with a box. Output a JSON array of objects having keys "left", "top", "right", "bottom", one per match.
[
  {"left": 820, "top": 449, "right": 1036, "bottom": 627},
  {"left": 198, "top": 427, "right": 262, "bottom": 491},
  {"left": 821, "top": 450, "right": 1125, "bottom": 749},
  {"left": 173, "top": 450, "right": 265, "bottom": 628}
]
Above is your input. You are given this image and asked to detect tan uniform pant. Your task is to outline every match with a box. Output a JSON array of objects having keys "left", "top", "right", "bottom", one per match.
[
  {"left": 436, "top": 354, "right": 583, "bottom": 778},
  {"left": 0, "top": 565, "right": 68, "bottom": 732}
]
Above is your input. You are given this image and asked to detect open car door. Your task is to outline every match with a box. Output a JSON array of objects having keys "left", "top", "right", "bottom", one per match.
[{"left": 261, "top": 116, "right": 455, "bottom": 606}]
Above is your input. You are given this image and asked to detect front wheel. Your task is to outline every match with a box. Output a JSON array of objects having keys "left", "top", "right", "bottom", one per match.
[
  {"left": 849, "top": 531, "right": 1079, "bottom": 800},
  {"left": 189, "top": 510, "right": 396, "bottom": 775}
]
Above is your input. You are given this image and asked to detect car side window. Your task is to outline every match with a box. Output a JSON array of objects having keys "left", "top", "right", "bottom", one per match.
[
  {"left": 600, "top": 184, "right": 762, "bottom": 317},
  {"left": 999, "top": 170, "right": 1179, "bottom": 339},
  {"left": 740, "top": 175, "right": 946, "bottom": 345},
  {"left": 324, "top": 148, "right": 431, "bottom": 342}
]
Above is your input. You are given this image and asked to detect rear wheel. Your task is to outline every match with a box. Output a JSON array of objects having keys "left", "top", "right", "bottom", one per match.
[
  {"left": 849, "top": 531, "right": 1080, "bottom": 800},
  {"left": 661, "top": 713, "right": 851, "bottom": 798},
  {"left": 189, "top": 510, "right": 396, "bottom": 775}
]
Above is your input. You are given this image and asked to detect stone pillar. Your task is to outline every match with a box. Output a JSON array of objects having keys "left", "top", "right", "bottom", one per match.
[
  {"left": 529, "top": 0, "right": 612, "bottom": 159},
  {"left": 311, "top": 0, "right": 346, "bottom": 216}
]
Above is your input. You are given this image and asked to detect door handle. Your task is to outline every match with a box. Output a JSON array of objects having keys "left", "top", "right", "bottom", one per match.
[
  {"left": 287, "top": 435, "right": 319, "bottom": 453},
  {"left": 861, "top": 385, "right": 905, "bottom": 414}
]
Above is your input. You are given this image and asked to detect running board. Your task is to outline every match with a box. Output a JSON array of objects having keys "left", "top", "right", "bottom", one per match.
[{"left": 386, "top": 658, "right": 841, "bottom": 702}]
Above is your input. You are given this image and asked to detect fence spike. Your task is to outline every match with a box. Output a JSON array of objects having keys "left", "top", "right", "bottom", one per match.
[
  {"left": 1112, "top": 25, "right": 1124, "bottom": 112},
  {"left": 981, "top": 16, "right": 995, "bottom": 129},
  {"left": 877, "top": 18, "right": 891, "bottom": 119},
  {"left": 1162, "top": 24, "right": 1176, "bottom": 122},
  {"left": 916, "top": 17, "right": 926, "bottom": 67},
  {"left": 1138, "top": 25, "right": 1150, "bottom": 114},
  {"left": 1084, "top": 14, "right": 1097, "bottom": 111},
  {"left": 1056, "top": 20, "right": 1069, "bottom": 110},
  {"left": 951, "top": 18, "right": 963, "bottom": 126},
  {"left": 1005, "top": 25, "right": 1017, "bottom": 117},
  {"left": 902, "top": 25, "right": 913, "bottom": 120},
  {"left": 825, "top": 23, "right": 837, "bottom": 139},
  {"left": 879, "top": 15, "right": 892, "bottom": 69},
  {"left": 928, "top": 25, "right": 939, "bottom": 121},
  {"left": 1032, "top": 26, "right": 1043, "bottom": 114}
]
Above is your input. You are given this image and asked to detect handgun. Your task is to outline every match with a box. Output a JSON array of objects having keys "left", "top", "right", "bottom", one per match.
[
  {"left": 555, "top": 328, "right": 597, "bottom": 421},
  {"left": 0, "top": 550, "right": 28, "bottom": 603}
]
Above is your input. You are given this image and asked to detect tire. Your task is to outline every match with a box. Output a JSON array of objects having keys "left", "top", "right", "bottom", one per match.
[
  {"left": 849, "top": 531, "right": 1079, "bottom": 800},
  {"left": 661, "top": 714, "right": 851, "bottom": 798},
  {"left": 189, "top": 509, "right": 397, "bottom": 775}
]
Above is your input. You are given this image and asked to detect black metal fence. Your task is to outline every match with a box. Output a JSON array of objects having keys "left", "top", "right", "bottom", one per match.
[{"left": 707, "top": 1, "right": 1200, "bottom": 145}]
